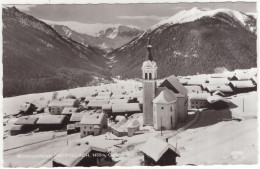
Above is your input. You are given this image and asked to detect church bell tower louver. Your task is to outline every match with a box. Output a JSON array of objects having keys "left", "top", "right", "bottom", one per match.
[{"left": 142, "top": 38, "right": 157, "bottom": 125}]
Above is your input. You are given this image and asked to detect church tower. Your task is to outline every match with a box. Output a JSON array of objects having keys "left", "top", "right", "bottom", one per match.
[{"left": 142, "top": 38, "right": 157, "bottom": 125}]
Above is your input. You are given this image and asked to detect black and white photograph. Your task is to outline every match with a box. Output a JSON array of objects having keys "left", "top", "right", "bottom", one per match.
[{"left": 1, "top": 0, "right": 258, "bottom": 167}]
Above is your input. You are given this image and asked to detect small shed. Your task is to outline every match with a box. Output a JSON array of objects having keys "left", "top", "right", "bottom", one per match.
[
  {"left": 37, "top": 115, "right": 67, "bottom": 131},
  {"left": 140, "top": 137, "right": 180, "bottom": 166}
]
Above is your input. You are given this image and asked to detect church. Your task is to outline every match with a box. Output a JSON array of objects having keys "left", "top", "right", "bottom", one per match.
[{"left": 142, "top": 38, "right": 188, "bottom": 130}]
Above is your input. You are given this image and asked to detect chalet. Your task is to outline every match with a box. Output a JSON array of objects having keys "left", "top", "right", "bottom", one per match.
[
  {"left": 110, "top": 117, "right": 140, "bottom": 137},
  {"left": 140, "top": 137, "right": 180, "bottom": 166},
  {"left": 87, "top": 100, "right": 109, "bottom": 109},
  {"left": 37, "top": 115, "right": 67, "bottom": 131},
  {"left": 153, "top": 88, "right": 178, "bottom": 130},
  {"left": 228, "top": 81, "right": 256, "bottom": 93},
  {"left": 159, "top": 75, "right": 188, "bottom": 122},
  {"left": 49, "top": 99, "right": 80, "bottom": 115},
  {"left": 53, "top": 141, "right": 110, "bottom": 167},
  {"left": 188, "top": 93, "right": 211, "bottom": 109},
  {"left": 79, "top": 112, "right": 107, "bottom": 138},
  {"left": 207, "top": 95, "right": 230, "bottom": 110},
  {"left": 18, "top": 103, "right": 36, "bottom": 115}
]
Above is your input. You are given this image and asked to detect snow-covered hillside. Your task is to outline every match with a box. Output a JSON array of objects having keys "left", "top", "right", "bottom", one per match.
[{"left": 151, "top": 7, "right": 256, "bottom": 33}]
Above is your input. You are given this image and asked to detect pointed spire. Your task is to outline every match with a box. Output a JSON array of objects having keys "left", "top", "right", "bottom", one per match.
[{"left": 146, "top": 37, "right": 153, "bottom": 61}]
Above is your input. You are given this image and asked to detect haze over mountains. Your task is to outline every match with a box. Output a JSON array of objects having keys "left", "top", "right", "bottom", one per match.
[
  {"left": 51, "top": 24, "right": 143, "bottom": 52},
  {"left": 110, "top": 7, "right": 257, "bottom": 78},
  {"left": 2, "top": 6, "right": 257, "bottom": 97}
]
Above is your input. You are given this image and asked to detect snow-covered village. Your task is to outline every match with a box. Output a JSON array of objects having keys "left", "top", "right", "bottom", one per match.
[{"left": 1, "top": 2, "right": 258, "bottom": 168}]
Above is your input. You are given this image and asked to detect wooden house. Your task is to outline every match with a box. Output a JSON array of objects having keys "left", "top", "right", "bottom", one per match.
[
  {"left": 13, "top": 116, "right": 39, "bottom": 133},
  {"left": 61, "top": 107, "right": 79, "bottom": 118},
  {"left": 207, "top": 95, "right": 230, "bottom": 110},
  {"left": 140, "top": 137, "right": 180, "bottom": 166}
]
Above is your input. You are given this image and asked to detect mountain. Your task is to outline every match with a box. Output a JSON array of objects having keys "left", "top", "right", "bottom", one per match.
[
  {"left": 2, "top": 7, "right": 110, "bottom": 97},
  {"left": 52, "top": 24, "right": 143, "bottom": 53},
  {"left": 109, "top": 8, "right": 257, "bottom": 79}
]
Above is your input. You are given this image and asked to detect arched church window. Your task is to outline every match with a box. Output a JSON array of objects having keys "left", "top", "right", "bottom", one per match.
[
  {"left": 145, "top": 73, "right": 148, "bottom": 80},
  {"left": 149, "top": 73, "right": 152, "bottom": 80},
  {"left": 170, "top": 107, "right": 173, "bottom": 112}
]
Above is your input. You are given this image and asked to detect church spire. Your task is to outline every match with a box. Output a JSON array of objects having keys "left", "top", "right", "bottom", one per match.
[{"left": 146, "top": 37, "right": 153, "bottom": 61}]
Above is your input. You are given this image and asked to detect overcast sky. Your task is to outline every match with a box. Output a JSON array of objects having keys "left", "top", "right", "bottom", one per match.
[{"left": 8, "top": 2, "right": 256, "bottom": 36}]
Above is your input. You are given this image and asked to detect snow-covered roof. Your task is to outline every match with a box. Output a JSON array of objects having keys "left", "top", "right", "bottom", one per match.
[
  {"left": 188, "top": 93, "right": 211, "bottom": 101},
  {"left": 84, "top": 96, "right": 96, "bottom": 102},
  {"left": 187, "top": 76, "right": 208, "bottom": 86},
  {"left": 70, "top": 112, "right": 88, "bottom": 122},
  {"left": 112, "top": 103, "right": 141, "bottom": 113},
  {"left": 161, "top": 75, "right": 188, "bottom": 96},
  {"left": 207, "top": 95, "right": 230, "bottom": 104},
  {"left": 153, "top": 88, "right": 177, "bottom": 104},
  {"left": 102, "top": 104, "right": 112, "bottom": 110},
  {"left": 80, "top": 113, "right": 105, "bottom": 125},
  {"left": 87, "top": 100, "right": 108, "bottom": 107},
  {"left": 208, "top": 77, "right": 230, "bottom": 85},
  {"left": 14, "top": 116, "right": 39, "bottom": 125},
  {"left": 61, "top": 107, "right": 78, "bottom": 115},
  {"left": 49, "top": 99, "right": 78, "bottom": 107},
  {"left": 37, "top": 115, "right": 66, "bottom": 124},
  {"left": 229, "top": 80, "right": 256, "bottom": 88},
  {"left": 10, "top": 125, "right": 24, "bottom": 131},
  {"left": 231, "top": 73, "right": 252, "bottom": 81},
  {"left": 212, "top": 90, "right": 225, "bottom": 96},
  {"left": 108, "top": 99, "right": 129, "bottom": 104},
  {"left": 185, "top": 85, "right": 202, "bottom": 93},
  {"left": 206, "top": 85, "right": 233, "bottom": 93},
  {"left": 67, "top": 124, "right": 75, "bottom": 130},
  {"left": 53, "top": 141, "right": 107, "bottom": 167},
  {"left": 140, "top": 137, "right": 180, "bottom": 162}
]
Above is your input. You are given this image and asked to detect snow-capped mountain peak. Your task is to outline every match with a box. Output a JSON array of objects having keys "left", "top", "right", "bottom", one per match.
[{"left": 151, "top": 7, "right": 255, "bottom": 33}]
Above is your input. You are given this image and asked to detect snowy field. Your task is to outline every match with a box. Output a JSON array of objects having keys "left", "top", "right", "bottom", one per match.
[{"left": 2, "top": 78, "right": 258, "bottom": 166}]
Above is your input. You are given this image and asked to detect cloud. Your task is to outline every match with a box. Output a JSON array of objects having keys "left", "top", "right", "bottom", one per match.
[
  {"left": 118, "top": 15, "right": 168, "bottom": 21},
  {"left": 41, "top": 20, "right": 139, "bottom": 36}
]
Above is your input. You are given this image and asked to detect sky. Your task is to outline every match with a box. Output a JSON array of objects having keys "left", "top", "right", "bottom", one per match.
[{"left": 6, "top": 2, "right": 257, "bottom": 36}]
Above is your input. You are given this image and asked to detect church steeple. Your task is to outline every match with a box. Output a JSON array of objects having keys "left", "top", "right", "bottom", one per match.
[{"left": 146, "top": 38, "right": 153, "bottom": 61}]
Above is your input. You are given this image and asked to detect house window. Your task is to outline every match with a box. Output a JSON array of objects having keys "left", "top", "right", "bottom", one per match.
[
  {"left": 90, "top": 126, "right": 92, "bottom": 129},
  {"left": 83, "top": 131, "right": 86, "bottom": 135},
  {"left": 84, "top": 126, "right": 87, "bottom": 129}
]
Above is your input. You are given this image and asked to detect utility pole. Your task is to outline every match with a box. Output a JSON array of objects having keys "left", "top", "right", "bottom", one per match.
[
  {"left": 243, "top": 97, "right": 244, "bottom": 113},
  {"left": 161, "top": 117, "right": 162, "bottom": 136}
]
